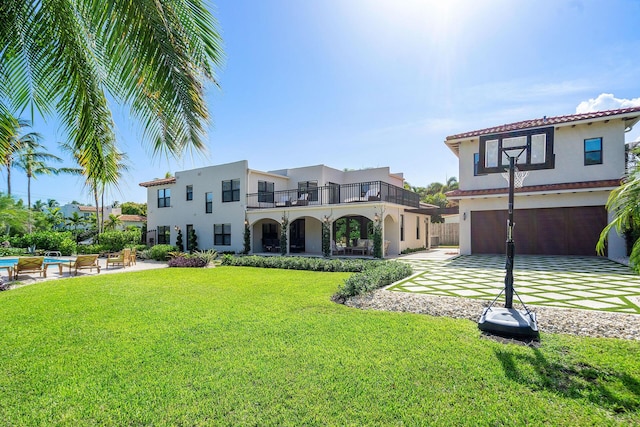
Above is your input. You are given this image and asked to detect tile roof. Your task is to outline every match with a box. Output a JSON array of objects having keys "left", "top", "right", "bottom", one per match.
[
  {"left": 139, "top": 177, "right": 176, "bottom": 187},
  {"left": 119, "top": 214, "right": 146, "bottom": 222},
  {"left": 446, "top": 179, "right": 621, "bottom": 199},
  {"left": 446, "top": 106, "right": 640, "bottom": 140}
]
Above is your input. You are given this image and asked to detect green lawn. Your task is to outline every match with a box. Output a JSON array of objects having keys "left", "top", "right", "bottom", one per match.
[{"left": 1, "top": 267, "right": 639, "bottom": 426}]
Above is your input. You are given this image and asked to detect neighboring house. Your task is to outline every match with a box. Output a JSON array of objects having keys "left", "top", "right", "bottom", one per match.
[
  {"left": 60, "top": 204, "right": 122, "bottom": 230},
  {"left": 445, "top": 106, "right": 640, "bottom": 258},
  {"left": 139, "top": 160, "right": 433, "bottom": 256},
  {"left": 118, "top": 214, "right": 147, "bottom": 231}
]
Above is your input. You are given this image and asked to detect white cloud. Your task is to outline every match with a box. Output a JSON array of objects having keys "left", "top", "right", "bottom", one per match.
[{"left": 576, "top": 93, "right": 640, "bottom": 113}]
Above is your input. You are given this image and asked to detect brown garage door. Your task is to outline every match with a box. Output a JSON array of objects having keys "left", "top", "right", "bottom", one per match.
[{"left": 471, "top": 206, "right": 607, "bottom": 256}]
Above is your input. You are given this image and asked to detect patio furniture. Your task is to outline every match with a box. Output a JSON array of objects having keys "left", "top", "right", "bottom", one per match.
[
  {"left": 69, "top": 254, "right": 101, "bottom": 276},
  {"left": 351, "top": 239, "right": 371, "bottom": 256},
  {"left": 106, "top": 248, "right": 131, "bottom": 269},
  {"left": 0, "top": 265, "right": 13, "bottom": 281},
  {"left": 331, "top": 240, "right": 346, "bottom": 256},
  {"left": 14, "top": 256, "right": 46, "bottom": 279},
  {"left": 262, "top": 238, "right": 280, "bottom": 253},
  {"left": 44, "top": 260, "right": 66, "bottom": 276},
  {"left": 129, "top": 247, "right": 137, "bottom": 265}
]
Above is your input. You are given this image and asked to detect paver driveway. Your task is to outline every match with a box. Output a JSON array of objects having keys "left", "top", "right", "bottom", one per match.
[{"left": 392, "top": 255, "right": 640, "bottom": 314}]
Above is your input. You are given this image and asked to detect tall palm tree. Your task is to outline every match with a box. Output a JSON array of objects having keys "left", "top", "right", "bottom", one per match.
[
  {"left": 0, "top": 113, "right": 42, "bottom": 195},
  {"left": 14, "top": 145, "right": 79, "bottom": 210},
  {"left": 0, "top": 1, "right": 223, "bottom": 176}
]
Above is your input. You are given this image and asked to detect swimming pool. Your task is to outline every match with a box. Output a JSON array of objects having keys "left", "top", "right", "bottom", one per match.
[{"left": 0, "top": 257, "right": 65, "bottom": 267}]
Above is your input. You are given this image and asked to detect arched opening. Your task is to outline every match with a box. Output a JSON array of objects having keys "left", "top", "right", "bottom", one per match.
[{"left": 334, "top": 215, "right": 374, "bottom": 249}]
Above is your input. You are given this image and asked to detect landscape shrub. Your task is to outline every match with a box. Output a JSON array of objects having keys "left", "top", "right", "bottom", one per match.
[
  {"left": 9, "top": 231, "right": 76, "bottom": 255},
  {"left": 147, "top": 244, "right": 177, "bottom": 261},
  {"left": 333, "top": 261, "right": 413, "bottom": 301},
  {"left": 98, "top": 230, "right": 141, "bottom": 252},
  {"left": 220, "top": 255, "right": 370, "bottom": 272},
  {"left": 0, "top": 247, "right": 25, "bottom": 257},
  {"left": 76, "top": 244, "right": 108, "bottom": 255},
  {"left": 168, "top": 255, "right": 208, "bottom": 268}
]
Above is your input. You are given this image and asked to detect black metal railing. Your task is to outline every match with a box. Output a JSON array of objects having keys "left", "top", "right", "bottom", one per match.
[{"left": 247, "top": 181, "right": 420, "bottom": 209}]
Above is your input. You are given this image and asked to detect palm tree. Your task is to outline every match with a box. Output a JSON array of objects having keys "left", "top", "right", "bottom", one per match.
[
  {"left": 46, "top": 206, "right": 65, "bottom": 230},
  {"left": 32, "top": 199, "right": 47, "bottom": 212},
  {"left": 0, "top": 113, "right": 43, "bottom": 195},
  {"left": 1, "top": 1, "right": 223, "bottom": 177},
  {"left": 66, "top": 211, "right": 86, "bottom": 241},
  {"left": 104, "top": 214, "right": 123, "bottom": 231},
  {"left": 597, "top": 161, "right": 640, "bottom": 271},
  {"left": 14, "top": 146, "right": 64, "bottom": 209}
]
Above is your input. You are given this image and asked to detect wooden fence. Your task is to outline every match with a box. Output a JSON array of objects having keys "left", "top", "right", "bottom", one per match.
[{"left": 430, "top": 222, "right": 459, "bottom": 246}]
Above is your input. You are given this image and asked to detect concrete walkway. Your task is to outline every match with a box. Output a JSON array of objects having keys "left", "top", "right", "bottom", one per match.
[{"left": 392, "top": 252, "right": 640, "bottom": 314}]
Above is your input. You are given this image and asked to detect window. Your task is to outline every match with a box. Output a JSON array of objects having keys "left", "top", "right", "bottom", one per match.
[
  {"left": 585, "top": 137, "right": 603, "bottom": 165},
  {"left": 205, "top": 192, "right": 213, "bottom": 213},
  {"left": 298, "top": 181, "right": 318, "bottom": 201},
  {"left": 474, "top": 153, "right": 480, "bottom": 176},
  {"left": 157, "top": 226, "right": 170, "bottom": 244},
  {"left": 186, "top": 185, "right": 193, "bottom": 201},
  {"left": 157, "top": 188, "right": 170, "bottom": 208},
  {"left": 222, "top": 179, "right": 240, "bottom": 202},
  {"left": 258, "top": 180, "right": 275, "bottom": 203},
  {"left": 416, "top": 217, "right": 420, "bottom": 240},
  {"left": 400, "top": 214, "right": 405, "bottom": 242},
  {"left": 214, "top": 224, "right": 231, "bottom": 245},
  {"left": 478, "top": 126, "right": 555, "bottom": 174}
]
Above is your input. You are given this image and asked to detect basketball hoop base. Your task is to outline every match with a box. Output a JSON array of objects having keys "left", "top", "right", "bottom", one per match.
[{"left": 478, "top": 307, "right": 539, "bottom": 339}]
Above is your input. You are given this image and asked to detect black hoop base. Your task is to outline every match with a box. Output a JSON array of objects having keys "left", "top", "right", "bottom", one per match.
[{"left": 478, "top": 307, "right": 539, "bottom": 339}]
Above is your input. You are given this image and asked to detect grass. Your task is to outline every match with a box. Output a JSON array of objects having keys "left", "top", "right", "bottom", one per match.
[{"left": 1, "top": 267, "right": 639, "bottom": 426}]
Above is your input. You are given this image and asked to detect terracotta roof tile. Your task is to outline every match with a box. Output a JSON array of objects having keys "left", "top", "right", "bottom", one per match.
[
  {"left": 119, "top": 214, "right": 146, "bottom": 222},
  {"left": 139, "top": 177, "right": 176, "bottom": 187},
  {"left": 446, "top": 106, "right": 640, "bottom": 140},
  {"left": 446, "top": 179, "right": 621, "bottom": 198}
]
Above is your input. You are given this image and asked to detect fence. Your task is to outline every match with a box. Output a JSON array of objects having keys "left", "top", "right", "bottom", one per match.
[{"left": 431, "top": 222, "right": 459, "bottom": 246}]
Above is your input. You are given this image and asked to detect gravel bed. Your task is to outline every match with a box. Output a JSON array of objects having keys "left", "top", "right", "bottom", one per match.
[{"left": 345, "top": 290, "right": 640, "bottom": 341}]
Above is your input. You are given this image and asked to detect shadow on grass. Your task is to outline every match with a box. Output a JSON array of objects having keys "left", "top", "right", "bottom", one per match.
[{"left": 494, "top": 347, "right": 640, "bottom": 415}]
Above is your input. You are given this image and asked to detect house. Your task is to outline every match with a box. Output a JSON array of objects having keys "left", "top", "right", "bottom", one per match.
[
  {"left": 445, "top": 106, "right": 640, "bottom": 259},
  {"left": 139, "top": 160, "right": 433, "bottom": 256},
  {"left": 60, "top": 204, "right": 146, "bottom": 232}
]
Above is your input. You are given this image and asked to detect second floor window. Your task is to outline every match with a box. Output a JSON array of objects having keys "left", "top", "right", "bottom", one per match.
[
  {"left": 205, "top": 192, "right": 213, "bottom": 213},
  {"left": 258, "top": 180, "right": 275, "bottom": 202},
  {"left": 186, "top": 185, "right": 193, "bottom": 201},
  {"left": 222, "top": 179, "right": 240, "bottom": 202},
  {"left": 585, "top": 137, "right": 603, "bottom": 165},
  {"left": 474, "top": 153, "right": 480, "bottom": 176},
  {"left": 157, "top": 189, "right": 170, "bottom": 208},
  {"left": 298, "top": 181, "right": 318, "bottom": 202}
]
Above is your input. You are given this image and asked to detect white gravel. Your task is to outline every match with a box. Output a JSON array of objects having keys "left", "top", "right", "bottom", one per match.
[{"left": 345, "top": 289, "right": 640, "bottom": 341}]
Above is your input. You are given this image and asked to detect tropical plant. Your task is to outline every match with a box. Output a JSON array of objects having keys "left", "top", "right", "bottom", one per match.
[
  {"left": 120, "top": 201, "right": 147, "bottom": 216},
  {"left": 176, "top": 228, "right": 184, "bottom": 252},
  {"left": 66, "top": 211, "right": 87, "bottom": 241},
  {"left": 188, "top": 228, "right": 198, "bottom": 252},
  {"left": 597, "top": 162, "right": 640, "bottom": 271},
  {"left": 243, "top": 223, "right": 251, "bottom": 254},
  {"left": 321, "top": 220, "right": 331, "bottom": 258},
  {"left": 103, "top": 213, "right": 123, "bottom": 231},
  {"left": 280, "top": 215, "right": 289, "bottom": 255},
  {"left": 0, "top": 1, "right": 223, "bottom": 185},
  {"left": 45, "top": 206, "right": 65, "bottom": 230},
  {"left": 0, "top": 192, "right": 28, "bottom": 235},
  {"left": 0, "top": 113, "right": 42, "bottom": 195},
  {"left": 31, "top": 199, "right": 46, "bottom": 212}
]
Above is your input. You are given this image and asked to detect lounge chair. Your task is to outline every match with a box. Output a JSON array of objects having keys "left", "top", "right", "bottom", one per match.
[
  {"left": 14, "top": 256, "right": 46, "bottom": 279},
  {"left": 70, "top": 254, "right": 101, "bottom": 276},
  {"left": 129, "top": 247, "right": 137, "bottom": 265},
  {"left": 106, "top": 248, "right": 131, "bottom": 269}
]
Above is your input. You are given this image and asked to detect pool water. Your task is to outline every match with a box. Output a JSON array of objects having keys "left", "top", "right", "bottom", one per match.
[{"left": 0, "top": 257, "right": 64, "bottom": 267}]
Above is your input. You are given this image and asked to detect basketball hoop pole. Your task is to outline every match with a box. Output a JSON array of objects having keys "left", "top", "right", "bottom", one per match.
[{"left": 505, "top": 155, "right": 516, "bottom": 309}]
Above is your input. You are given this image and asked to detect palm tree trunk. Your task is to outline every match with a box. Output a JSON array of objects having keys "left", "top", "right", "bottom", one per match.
[{"left": 27, "top": 174, "right": 32, "bottom": 232}]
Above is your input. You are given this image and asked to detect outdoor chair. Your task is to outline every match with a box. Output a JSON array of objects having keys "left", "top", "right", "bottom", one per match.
[
  {"left": 14, "top": 256, "right": 46, "bottom": 279},
  {"left": 129, "top": 247, "right": 137, "bottom": 265},
  {"left": 70, "top": 254, "right": 101, "bottom": 276},
  {"left": 106, "top": 248, "right": 131, "bottom": 269},
  {"left": 331, "top": 240, "right": 345, "bottom": 256}
]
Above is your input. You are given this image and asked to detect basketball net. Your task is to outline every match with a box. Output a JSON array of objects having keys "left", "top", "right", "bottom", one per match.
[{"left": 501, "top": 166, "right": 529, "bottom": 188}]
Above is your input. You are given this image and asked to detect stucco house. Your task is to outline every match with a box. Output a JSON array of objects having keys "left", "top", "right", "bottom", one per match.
[
  {"left": 445, "top": 106, "right": 640, "bottom": 259},
  {"left": 60, "top": 203, "right": 121, "bottom": 229},
  {"left": 139, "top": 160, "right": 432, "bottom": 256}
]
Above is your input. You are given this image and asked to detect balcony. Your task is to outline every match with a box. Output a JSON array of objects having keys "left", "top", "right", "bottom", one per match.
[{"left": 247, "top": 181, "right": 420, "bottom": 209}]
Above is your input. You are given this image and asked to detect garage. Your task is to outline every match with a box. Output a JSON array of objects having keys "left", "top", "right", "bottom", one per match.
[{"left": 471, "top": 206, "right": 607, "bottom": 256}]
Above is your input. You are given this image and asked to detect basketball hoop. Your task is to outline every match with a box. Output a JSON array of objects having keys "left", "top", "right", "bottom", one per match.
[{"left": 501, "top": 166, "right": 529, "bottom": 188}]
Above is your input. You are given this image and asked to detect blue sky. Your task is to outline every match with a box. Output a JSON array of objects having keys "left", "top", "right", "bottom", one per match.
[{"left": 4, "top": 0, "right": 640, "bottom": 206}]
